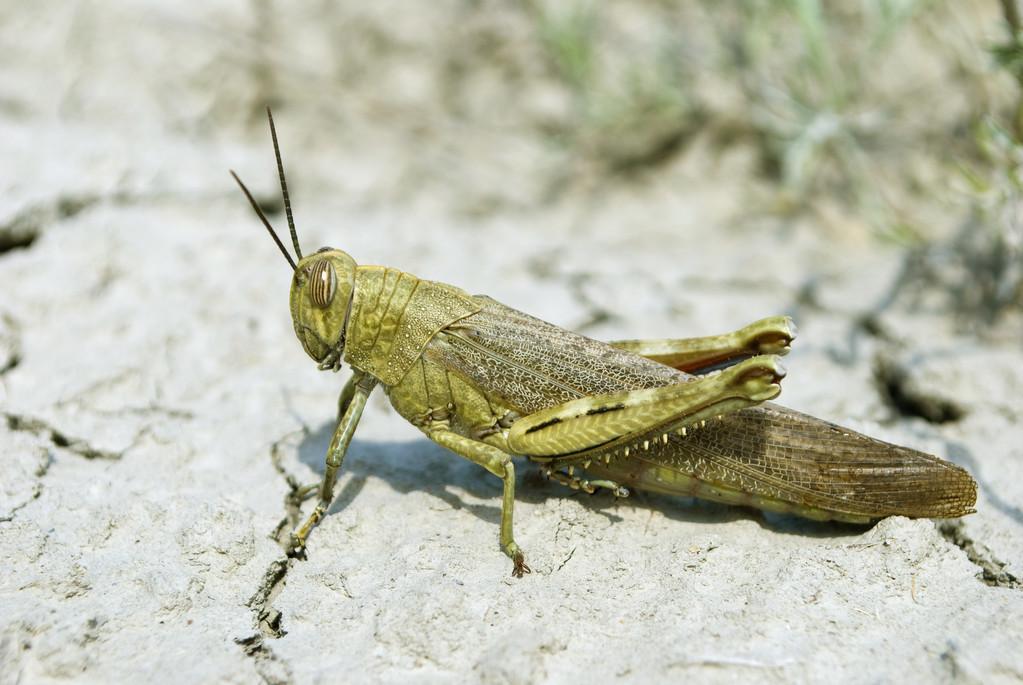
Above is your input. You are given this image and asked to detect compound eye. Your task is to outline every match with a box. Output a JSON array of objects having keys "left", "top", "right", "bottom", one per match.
[{"left": 309, "top": 258, "right": 337, "bottom": 308}]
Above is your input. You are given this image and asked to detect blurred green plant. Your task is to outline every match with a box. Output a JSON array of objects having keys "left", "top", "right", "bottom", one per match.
[
  {"left": 991, "top": 29, "right": 1023, "bottom": 83},
  {"left": 530, "top": 1, "right": 702, "bottom": 173},
  {"left": 716, "top": 0, "right": 932, "bottom": 239},
  {"left": 535, "top": 1, "right": 597, "bottom": 96},
  {"left": 917, "top": 2, "right": 1023, "bottom": 324},
  {"left": 525, "top": 0, "right": 1014, "bottom": 258},
  {"left": 876, "top": 3, "right": 1023, "bottom": 327},
  {"left": 957, "top": 119, "right": 1023, "bottom": 321},
  {"left": 884, "top": 119, "right": 1022, "bottom": 327},
  {"left": 991, "top": 0, "right": 1023, "bottom": 135}
]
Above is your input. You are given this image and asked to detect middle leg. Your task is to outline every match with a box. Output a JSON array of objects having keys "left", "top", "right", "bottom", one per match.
[{"left": 428, "top": 427, "right": 531, "bottom": 577}]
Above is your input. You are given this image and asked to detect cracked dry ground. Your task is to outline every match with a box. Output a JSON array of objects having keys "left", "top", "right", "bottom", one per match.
[{"left": 0, "top": 182, "right": 1021, "bottom": 682}]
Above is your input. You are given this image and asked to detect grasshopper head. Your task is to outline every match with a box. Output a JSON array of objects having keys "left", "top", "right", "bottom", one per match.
[
  {"left": 231, "top": 109, "right": 362, "bottom": 371},
  {"left": 290, "top": 248, "right": 357, "bottom": 370}
]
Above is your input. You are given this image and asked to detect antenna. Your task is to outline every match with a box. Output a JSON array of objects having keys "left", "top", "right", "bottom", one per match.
[
  {"left": 266, "top": 107, "right": 302, "bottom": 260},
  {"left": 230, "top": 170, "right": 298, "bottom": 271}
]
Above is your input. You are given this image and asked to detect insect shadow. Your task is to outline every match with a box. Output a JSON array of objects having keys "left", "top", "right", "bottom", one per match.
[{"left": 295, "top": 420, "right": 867, "bottom": 540}]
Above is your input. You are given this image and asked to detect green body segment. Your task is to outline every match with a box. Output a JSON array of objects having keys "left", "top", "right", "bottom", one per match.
[{"left": 342, "top": 265, "right": 480, "bottom": 385}]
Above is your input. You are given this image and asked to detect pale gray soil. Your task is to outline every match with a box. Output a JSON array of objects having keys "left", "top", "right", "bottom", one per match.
[{"left": 1, "top": 3, "right": 1021, "bottom": 684}]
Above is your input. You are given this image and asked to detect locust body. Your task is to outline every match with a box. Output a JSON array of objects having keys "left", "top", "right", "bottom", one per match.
[{"left": 234, "top": 111, "right": 977, "bottom": 577}]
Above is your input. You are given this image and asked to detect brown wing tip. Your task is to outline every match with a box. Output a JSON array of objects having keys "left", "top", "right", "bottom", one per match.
[{"left": 922, "top": 461, "right": 978, "bottom": 519}]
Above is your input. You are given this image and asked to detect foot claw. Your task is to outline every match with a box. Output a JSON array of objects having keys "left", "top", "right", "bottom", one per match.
[
  {"left": 511, "top": 553, "right": 532, "bottom": 578},
  {"left": 287, "top": 533, "right": 307, "bottom": 559}
]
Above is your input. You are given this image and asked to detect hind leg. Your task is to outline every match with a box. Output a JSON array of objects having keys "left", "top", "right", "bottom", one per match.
[
  {"left": 507, "top": 354, "right": 786, "bottom": 457},
  {"left": 541, "top": 464, "right": 629, "bottom": 498},
  {"left": 608, "top": 315, "right": 796, "bottom": 374}
]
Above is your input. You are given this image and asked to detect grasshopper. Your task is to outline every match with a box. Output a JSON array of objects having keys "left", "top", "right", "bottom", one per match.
[{"left": 232, "top": 110, "right": 977, "bottom": 577}]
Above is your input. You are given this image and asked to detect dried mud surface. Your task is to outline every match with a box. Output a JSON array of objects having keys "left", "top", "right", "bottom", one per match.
[{"left": 1, "top": 3, "right": 1021, "bottom": 684}]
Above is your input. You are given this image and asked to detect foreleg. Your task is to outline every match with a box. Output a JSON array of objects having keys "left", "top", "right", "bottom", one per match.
[{"left": 289, "top": 371, "right": 377, "bottom": 555}]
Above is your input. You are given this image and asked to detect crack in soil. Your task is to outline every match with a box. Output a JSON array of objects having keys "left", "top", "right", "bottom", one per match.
[
  {"left": 0, "top": 194, "right": 101, "bottom": 254},
  {"left": 560, "top": 272, "right": 617, "bottom": 334},
  {"left": 0, "top": 447, "right": 51, "bottom": 523},
  {"left": 556, "top": 546, "right": 576, "bottom": 572},
  {"left": 0, "top": 313, "right": 21, "bottom": 375},
  {"left": 938, "top": 520, "right": 1020, "bottom": 589},
  {"left": 873, "top": 354, "right": 965, "bottom": 424},
  {"left": 269, "top": 431, "right": 314, "bottom": 548},
  {"left": 235, "top": 632, "right": 295, "bottom": 685},
  {"left": 247, "top": 557, "right": 293, "bottom": 639},
  {"left": 4, "top": 413, "right": 122, "bottom": 460},
  {"left": 242, "top": 429, "right": 315, "bottom": 668},
  {"left": 524, "top": 256, "right": 618, "bottom": 333}
]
